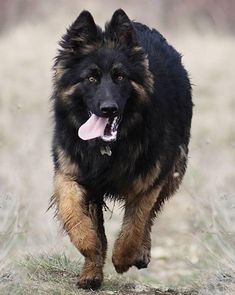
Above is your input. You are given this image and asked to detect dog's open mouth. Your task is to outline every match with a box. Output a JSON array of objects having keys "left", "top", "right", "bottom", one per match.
[{"left": 78, "top": 113, "right": 121, "bottom": 142}]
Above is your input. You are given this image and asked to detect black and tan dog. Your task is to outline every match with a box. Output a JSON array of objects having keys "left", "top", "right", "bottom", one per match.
[{"left": 50, "top": 9, "right": 193, "bottom": 289}]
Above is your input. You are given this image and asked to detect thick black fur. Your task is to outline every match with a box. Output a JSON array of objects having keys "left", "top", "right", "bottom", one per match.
[{"left": 52, "top": 9, "right": 193, "bottom": 203}]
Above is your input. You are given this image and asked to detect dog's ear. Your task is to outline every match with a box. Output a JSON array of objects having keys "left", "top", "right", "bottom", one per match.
[
  {"left": 108, "top": 9, "right": 137, "bottom": 46},
  {"left": 60, "top": 10, "right": 99, "bottom": 51}
]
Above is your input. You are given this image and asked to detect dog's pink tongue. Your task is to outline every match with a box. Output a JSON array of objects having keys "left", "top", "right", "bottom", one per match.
[{"left": 78, "top": 114, "right": 108, "bottom": 140}]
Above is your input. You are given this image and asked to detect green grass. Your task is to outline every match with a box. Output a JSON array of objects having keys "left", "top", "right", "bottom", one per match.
[
  {"left": 0, "top": 254, "right": 197, "bottom": 295},
  {"left": 0, "top": 254, "right": 81, "bottom": 295},
  {"left": 0, "top": 254, "right": 133, "bottom": 294}
]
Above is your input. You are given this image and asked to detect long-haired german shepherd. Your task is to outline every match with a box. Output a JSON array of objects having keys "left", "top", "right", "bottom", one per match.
[{"left": 51, "top": 9, "right": 193, "bottom": 289}]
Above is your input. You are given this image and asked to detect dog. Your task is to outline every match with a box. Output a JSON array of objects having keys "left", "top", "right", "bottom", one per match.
[{"left": 50, "top": 9, "right": 193, "bottom": 289}]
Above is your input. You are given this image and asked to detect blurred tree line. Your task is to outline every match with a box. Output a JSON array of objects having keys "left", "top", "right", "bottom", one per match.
[{"left": 0, "top": 0, "right": 234, "bottom": 33}]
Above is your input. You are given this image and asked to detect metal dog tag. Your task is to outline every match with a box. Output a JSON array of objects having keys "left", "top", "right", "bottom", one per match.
[{"left": 100, "top": 145, "right": 112, "bottom": 156}]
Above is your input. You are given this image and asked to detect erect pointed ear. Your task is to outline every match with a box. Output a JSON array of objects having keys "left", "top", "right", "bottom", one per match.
[
  {"left": 60, "top": 10, "right": 100, "bottom": 51},
  {"left": 108, "top": 9, "right": 137, "bottom": 46}
]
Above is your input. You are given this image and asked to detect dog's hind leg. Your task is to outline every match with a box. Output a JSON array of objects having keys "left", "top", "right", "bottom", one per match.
[
  {"left": 134, "top": 209, "right": 156, "bottom": 269},
  {"left": 53, "top": 172, "right": 106, "bottom": 289},
  {"left": 134, "top": 165, "right": 185, "bottom": 270},
  {"left": 112, "top": 186, "right": 162, "bottom": 273},
  {"left": 88, "top": 201, "right": 107, "bottom": 262},
  {"left": 134, "top": 192, "right": 167, "bottom": 270}
]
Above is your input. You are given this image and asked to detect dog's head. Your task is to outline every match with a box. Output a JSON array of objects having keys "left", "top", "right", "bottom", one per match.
[{"left": 53, "top": 9, "right": 153, "bottom": 142}]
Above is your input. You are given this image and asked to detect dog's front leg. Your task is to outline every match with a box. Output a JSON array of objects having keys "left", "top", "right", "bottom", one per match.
[
  {"left": 112, "top": 186, "right": 161, "bottom": 273},
  {"left": 53, "top": 173, "right": 106, "bottom": 289}
]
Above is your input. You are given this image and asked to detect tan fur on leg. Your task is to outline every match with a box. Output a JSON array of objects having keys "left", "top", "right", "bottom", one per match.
[
  {"left": 112, "top": 186, "right": 162, "bottom": 273},
  {"left": 53, "top": 172, "right": 105, "bottom": 289},
  {"left": 134, "top": 209, "right": 155, "bottom": 269}
]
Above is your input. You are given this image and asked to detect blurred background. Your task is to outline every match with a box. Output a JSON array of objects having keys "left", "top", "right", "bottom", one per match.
[{"left": 0, "top": 0, "right": 235, "bottom": 293}]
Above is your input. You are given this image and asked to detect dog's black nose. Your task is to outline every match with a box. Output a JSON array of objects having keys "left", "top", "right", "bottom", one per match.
[{"left": 100, "top": 102, "right": 118, "bottom": 116}]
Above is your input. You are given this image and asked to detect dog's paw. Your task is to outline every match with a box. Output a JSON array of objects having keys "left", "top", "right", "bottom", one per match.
[
  {"left": 112, "top": 239, "right": 139, "bottom": 273},
  {"left": 134, "top": 247, "right": 151, "bottom": 269},
  {"left": 77, "top": 276, "right": 102, "bottom": 290},
  {"left": 112, "top": 258, "right": 131, "bottom": 274},
  {"left": 77, "top": 267, "right": 103, "bottom": 290}
]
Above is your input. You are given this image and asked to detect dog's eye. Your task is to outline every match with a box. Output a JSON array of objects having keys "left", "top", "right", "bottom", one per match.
[
  {"left": 88, "top": 76, "right": 97, "bottom": 83},
  {"left": 117, "top": 75, "right": 124, "bottom": 81}
]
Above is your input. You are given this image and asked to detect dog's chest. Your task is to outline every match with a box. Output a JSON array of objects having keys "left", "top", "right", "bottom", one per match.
[{"left": 78, "top": 145, "right": 139, "bottom": 195}]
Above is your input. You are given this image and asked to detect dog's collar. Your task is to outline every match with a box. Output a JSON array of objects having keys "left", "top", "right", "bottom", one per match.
[{"left": 100, "top": 145, "right": 112, "bottom": 156}]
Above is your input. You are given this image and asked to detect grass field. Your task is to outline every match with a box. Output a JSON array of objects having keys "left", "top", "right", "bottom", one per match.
[{"left": 0, "top": 3, "right": 235, "bottom": 294}]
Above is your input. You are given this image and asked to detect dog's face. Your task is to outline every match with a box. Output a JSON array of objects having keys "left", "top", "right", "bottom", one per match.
[
  {"left": 71, "top": 49, "right": 134, "bottom": 141},
  {"left": 54, "top": 10, "right": 153, "bottom": 142},
  {"left": 75, "top": 53, "right": 132, "bottom": 118}
]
